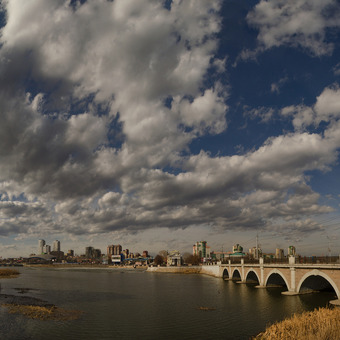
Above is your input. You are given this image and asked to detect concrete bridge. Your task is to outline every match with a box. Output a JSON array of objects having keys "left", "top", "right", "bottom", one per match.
[{"left": 201, "top": 257, "right": 340, "bottom": 305}]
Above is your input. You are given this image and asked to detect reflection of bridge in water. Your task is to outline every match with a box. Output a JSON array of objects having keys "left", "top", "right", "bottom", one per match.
[{"left": 201, "top": 257, "right": 340, "bottom": 305}]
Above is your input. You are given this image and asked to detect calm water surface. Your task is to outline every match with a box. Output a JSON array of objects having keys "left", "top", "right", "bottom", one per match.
[{"left": 0, "top": 267, "right": 336, "bottom": 340}]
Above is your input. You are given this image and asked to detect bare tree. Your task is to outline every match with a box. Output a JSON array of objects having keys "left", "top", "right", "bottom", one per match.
[
  {"left": 153, "top": 254, "right": 165, "bottom": 266},
  {"left": 183, "top": 253, "right": 200, "bottom": 265}
]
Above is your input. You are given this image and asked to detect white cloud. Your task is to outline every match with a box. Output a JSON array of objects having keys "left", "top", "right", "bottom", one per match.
[
  {"left": 314, "top": 84, "right": 340, "bottom": 122},
  {"left": 246, "top": 0, "right": 340, "bottom": 56},
  {"left": 270, "top": 76, "right": 289, "bottom": 94},
  {"left": 281, "top": 83, "right": 340, "bottom": 129},
  {"left": 244, "top": 106, "right": 274, "bottom": 123},
  {"left": 281, "top": 105, "right": 315, "bottom": 130},
  {"left": 0, "top": 0, "right": 338, "bottom": 256}
]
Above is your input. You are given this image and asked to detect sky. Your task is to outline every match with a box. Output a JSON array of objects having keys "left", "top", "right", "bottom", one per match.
[{"left": 1, "top": 0, "right": 340, "bottom": 258}]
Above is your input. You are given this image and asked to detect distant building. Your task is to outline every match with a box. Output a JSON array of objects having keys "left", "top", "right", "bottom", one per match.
[
  {"left": 122, "top": 249, "right": 129, "bottom": 258},
  {"left": 210, "top": 251, "right": 229, "bottom": 261},
  {"left": 43, "top": 244, "right": 51, "bottom": 254},
  {"left": 85, "top": 246, "right": 94, "bottom": 259},
  {"left": 288, "top": 246, "right": 296, "bottom": 256},
  {"left": 230, "top": 244, "right": 245, "bottom": 257},
  {"left": 107, "top": 245, "right": 114, "bottom": 257},
  {"left": 249, "top": 247, "right": 262, "bottom": 259},
  {"left": 50, "top": 250, "right": 64, "bottom": 261},
  {"left": 53, "top": 240, "right": 60, "bottom": 252},
  {"left": 276, "top": 248, "right": 284, "bottom": 259},
  {"left": 111, "top": 254, "right": 122, "bottom": 264},
  {"left": 38, "top": 239, "right": 45, "bottom": 255},
  {"left": 167, "top": 251, "right": 183, "bottom": 266},
  {"left": 93, "top": 249, "right": 101, "bottom": 259},
  {"left": 67, "top": 250, "right": 74, "bottom": 257},
  {"left": 232, "top": 244, "right": 243, "bottom": 253},
  {"left": 193, "top": 241, "right": 210, "bottom": 259},
  {"left": 113, "top": 244, "right": 122, "bottom": 255}
]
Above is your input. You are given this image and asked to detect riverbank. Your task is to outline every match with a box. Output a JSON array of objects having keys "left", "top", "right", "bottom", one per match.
[
  {"left": 0, "top": 269, "right": 19, "bottom": 278},
  {"left": 24, "top": 264, "right": 147, "bottom": 270},
  {"left": 253, "top": 307, "right": 340, "bottom": 339},
  {"left": 147, "top": 266, "right": 201, "bottom": 274}
]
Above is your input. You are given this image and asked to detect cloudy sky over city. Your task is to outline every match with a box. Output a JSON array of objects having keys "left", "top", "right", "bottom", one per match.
[{"left": 1, "top": 0, "right": 340, "bottom": 257}]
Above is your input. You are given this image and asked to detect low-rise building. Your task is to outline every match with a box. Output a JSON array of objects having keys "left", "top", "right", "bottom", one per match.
[
  {"left": 167, "top": 251, "right": 183, "bottom": 266},
  {"left": 111, "top": 254, "right": 123, "bottom": 264}
]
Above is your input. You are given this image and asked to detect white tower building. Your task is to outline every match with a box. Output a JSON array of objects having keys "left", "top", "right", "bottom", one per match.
[
  {"left": 38, "top": 239, "right": 45, "bottom": 254},
  {"left": 53, "top": 240, "right": 61, "bottom": 252}
]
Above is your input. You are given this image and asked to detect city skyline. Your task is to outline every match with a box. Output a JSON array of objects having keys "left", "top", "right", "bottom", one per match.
[{"left": 1, "top": 1, "right": 340, "bottom": 258}]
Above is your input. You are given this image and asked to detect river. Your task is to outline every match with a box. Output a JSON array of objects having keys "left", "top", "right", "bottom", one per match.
[{"left": 0, "top": 266, "right": 336, "bottom": 339}]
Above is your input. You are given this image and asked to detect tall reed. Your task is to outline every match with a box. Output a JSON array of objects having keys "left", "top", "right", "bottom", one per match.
[{"left": 254, "top": 307, "right": 340, "bottom": 340}]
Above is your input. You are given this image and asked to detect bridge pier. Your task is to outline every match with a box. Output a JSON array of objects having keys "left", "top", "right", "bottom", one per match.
[
  {"left": 330, "top": 299, "right": 340, "bottom": 307},
  {"left": 254, "top": 257, "right": 266, "bottom": 288}
]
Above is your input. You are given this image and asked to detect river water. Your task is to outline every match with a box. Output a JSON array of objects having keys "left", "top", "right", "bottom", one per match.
[{"left": 0, "top": 266, "right": 336, "bottom": 340}]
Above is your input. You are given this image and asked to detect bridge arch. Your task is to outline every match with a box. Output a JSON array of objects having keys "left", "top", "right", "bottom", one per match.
[
  {"left": 297, "top": 270, "right": 340, "bottom": 298},
  {"left": 231, "top": 268, "right": 242, "bottom": 281},
  {"left": 245, "top": 269, "right": 260, "bottom": 284},
  {"left": 222, "top": 268, "right": 229, "bottom": 279},
  {"left": 265, "top": 269, "right": 289, "bottom": 289}
]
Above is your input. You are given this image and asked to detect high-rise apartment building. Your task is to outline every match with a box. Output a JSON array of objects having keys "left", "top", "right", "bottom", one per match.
[
  {"left": 43, "top": 244, "right": 51, "bottom": 254},
  {"left": 85, "top": 246, "right": 94, "bottom": 258},
  {"left": 193, "top": 241, "right": 210, "bottom": 258},
  {"left": 113, "top": 244, "right": 122, "bottom": 255},
  {"left": 107, "top": 245, "right": 114, "bottom": 257},
  {"left": 53, "top": 240, "right": 60, "bottom": 252},
  {"left": 38, "top": 239, "right": 45, "bottom": 254}
]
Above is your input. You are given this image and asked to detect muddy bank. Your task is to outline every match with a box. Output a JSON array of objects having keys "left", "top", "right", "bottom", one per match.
[
  {"left": 0, "top": 269, "right": 20, "bottom": 278},
  {"left": 2, "top": 304, "right": 82, "bottom": 321},
  {"left": 0, "top": 293, "right": 82, "bottom": 321}
]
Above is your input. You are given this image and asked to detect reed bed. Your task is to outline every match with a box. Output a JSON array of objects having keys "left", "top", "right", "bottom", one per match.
[
  {"left": 254, "top": 307, "right": 340, "bottom": 340},
  {"left": 2, "top": 304, "right": 83, "bottom": 321},
  {"left": 0, "top": 269, "right": 19, "bottom": 277}
]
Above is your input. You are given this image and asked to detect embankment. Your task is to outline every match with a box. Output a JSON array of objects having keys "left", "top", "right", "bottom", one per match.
[
  {"left": 147, "top": 266, "right": 201, "bottom": 274},
  {"left": 147, "top": 265, "right": 221, "bottom": 277}
]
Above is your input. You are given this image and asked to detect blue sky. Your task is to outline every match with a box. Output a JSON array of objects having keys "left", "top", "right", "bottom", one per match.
[{"left": 1, "top": 0, "right": 340, "bottom": 258}]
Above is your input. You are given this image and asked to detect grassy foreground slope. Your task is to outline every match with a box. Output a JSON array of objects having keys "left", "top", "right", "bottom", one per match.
[{"left": 254, "top": 307, "right": 340, "bottom": 340}]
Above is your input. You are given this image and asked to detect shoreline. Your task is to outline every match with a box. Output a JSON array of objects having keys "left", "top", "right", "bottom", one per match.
[
  {"left": 24, "top": 264, "right": 148, "bottom": 270},
  {"left": 146, "top": 266, "right": 201, "bottom": 274}
]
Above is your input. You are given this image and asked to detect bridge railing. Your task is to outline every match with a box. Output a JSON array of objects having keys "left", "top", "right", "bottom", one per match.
[
  {"left": 296, "top": 256, "right": 340, "bottom": 264},
  {"left": 220, "top": 256, "right": 340, "bottom": 265}
]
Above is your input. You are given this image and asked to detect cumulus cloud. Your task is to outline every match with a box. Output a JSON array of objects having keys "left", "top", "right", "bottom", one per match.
[
  {"left": 0, "top": 0, "right": 337, "bottom": 251},
  {"left": 281, "top": 83, "right": 340, "bottom": 130},
  {"left": 246, "top": 0, "right": 340, "bottom": 57},
  {"left": 244, "top": 106, "right": 274, "bottom": 123}
]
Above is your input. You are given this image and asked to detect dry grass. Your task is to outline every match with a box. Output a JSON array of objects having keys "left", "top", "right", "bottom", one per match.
[
  {"left": 0, "top": 269, "right": 19, "bottom": 277},
  {"left": 2, "top": 304, "right": 83, "bottom": 321},
  {"left": 254, "top": 307, "right": 340, "bottom": 340}
]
